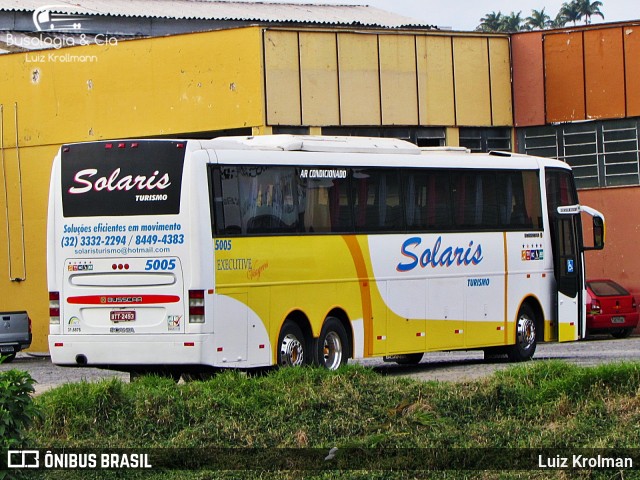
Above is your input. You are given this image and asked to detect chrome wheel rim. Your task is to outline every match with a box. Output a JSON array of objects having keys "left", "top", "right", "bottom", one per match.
[
  {"left": 516, "top": 314, "right": 535, "bottom": 351},
  {"left": 322, "top": 331, "right": 343, "bottom": 370},
  {"left": 280, "top": 334, "right": 304, "bottom": 367}
]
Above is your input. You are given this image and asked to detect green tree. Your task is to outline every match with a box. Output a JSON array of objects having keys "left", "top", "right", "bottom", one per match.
[
  {"left": 575, "top": 0, "right": 605, "bottom": 24},
  {"left": 550, "top": 12, "right": 569, "bottom": 28},
  {"left": 500, "top": 11, "right": 526, "bottom": 32},
  {"left": 560, "top": 1, "right": 583, "bottom": 25},
  {"left": 477, "top": 11, "right": 503, "bottom": 32},
  {"left": 526, "top": 8, "right": 551, "bottom": 29},
  {"left": 477, "top": 1, "right": 606, "bottom": 32}
]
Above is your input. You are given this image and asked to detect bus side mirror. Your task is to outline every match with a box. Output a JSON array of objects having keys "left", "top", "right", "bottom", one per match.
[
  {"left": 579, "top": 206, "right": 605, "bottom": 251},
  {"left": 592, "top": 216, "right": 604, "bottom": 250}
]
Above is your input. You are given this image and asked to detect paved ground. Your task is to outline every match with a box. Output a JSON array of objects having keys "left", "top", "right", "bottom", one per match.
[
  {"left": 2, "top": 335, "right": 639, "bottom": 393},
  {"left": 361, "top": 335, "right": 640, "bottom": 382},
  {"left": 0, "top": 353, "right": 129, "bottom": 394}
]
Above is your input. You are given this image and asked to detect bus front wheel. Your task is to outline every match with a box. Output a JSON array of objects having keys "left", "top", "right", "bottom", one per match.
[
  {"left": 507, "top": 304, "right": 537, "bottom": 362},
  {"left": 314, "top": 317, "right": 349, "bottom": 370},
  {"left": 278, "top": 320, "right": 308, "bottom": 367}
]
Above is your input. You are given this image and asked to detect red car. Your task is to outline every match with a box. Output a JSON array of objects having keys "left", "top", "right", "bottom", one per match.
[{"left": 586, "top": 279, "right": 639, "bottom": 338}]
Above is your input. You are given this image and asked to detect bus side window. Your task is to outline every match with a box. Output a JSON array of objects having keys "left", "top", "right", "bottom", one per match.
[
  {"left": 480, "top": 173, "right": 499, "bottom": 227},
  {"left": 451, "top": 171, "right": 500, "bottom": 230},
  {"left": 215, "top": 166, "right": 302, "bottom": 235},
  {"left": 213, "top": 166, "right": 243, "bottom": 235},
  {"left": 299, "top": 174, "right": 352, "bottom": 234},
  {"left": 498, "top": 171, "right": 542, "bottom": 230},
  {"left": 403, "top": 170, "right": 452, "bottom": 232},
  {"left": 353, "top": 169, "right": 403, "bottom": 233},
  {"left": 521, "top": 171, "right": 542, "bottom": 230},
  {"left": 238, "top": 166, "right": 300, "bottom": 234},
  {"left": 301, "top": 176, "right": 331, "bottom": 233},
  {"left": 328, "top": 177, "right": 352, "bottom": 233}
]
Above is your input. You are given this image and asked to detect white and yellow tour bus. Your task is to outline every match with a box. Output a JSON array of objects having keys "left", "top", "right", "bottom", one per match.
[{"left": 47, "top": 135, "right": 605, "bottom": 376}]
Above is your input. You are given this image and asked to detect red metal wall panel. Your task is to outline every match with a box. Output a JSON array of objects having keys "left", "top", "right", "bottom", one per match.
[
  {"left": 584, "top": 28, "right": 626, "bottom": 119},
  {"left": 580, "top": 186, "right": 640, "bottom": 303},
  {"left": 512, "top": 32, "right": 545, "bottom": 127},
  {"left": 544, "top": 31, "right": 586, "bottom": 123},
  {"left": 625, "top": 26, "right": 640, "bottom": 117}
]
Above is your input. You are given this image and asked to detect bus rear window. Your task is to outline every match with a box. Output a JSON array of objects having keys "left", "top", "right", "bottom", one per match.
[{"left": 61, "top": 141, "right": 185, "bottom": 217}]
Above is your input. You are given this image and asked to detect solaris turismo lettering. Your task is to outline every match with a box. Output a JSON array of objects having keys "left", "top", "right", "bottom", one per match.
[
  {"left": 68, "top": 168, "right": 171, "bottom": 194},
  {"left": 396, "top": 236, "right": 483, "bottom": 272}
]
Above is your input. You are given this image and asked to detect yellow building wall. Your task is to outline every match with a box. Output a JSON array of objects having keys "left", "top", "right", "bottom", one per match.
[
  {"left": 2, "top": 28, "right": 265, "bottom": 147},
  {"left": 299, "top": 32, "right": 340, "bottom": 126},
  {"left": 264, "top": 30, "right": 302, "bottom": 125},
  {"left": 0, "top": 144, "right": 58, "bottom": 349},
  {"left": 263, "top": 29, "right": 512, "bottom": 129},
  {"left": 453, "top": 37, "right": 491, "bottom": 126},
  {"left": 489, "top": 37, "right": 514, "bottom": 126},
  {"left": 379, "top": 35, "right": 419, "bottom": 125},
  {"left": 337, "top": 34, "right": 382, "bottom": 125},
  {"left": 417, "top": 36, "right": 456, "bottom": 126},
  {"left": 0, "top": 27, "right": 266, "bottom": 351}
]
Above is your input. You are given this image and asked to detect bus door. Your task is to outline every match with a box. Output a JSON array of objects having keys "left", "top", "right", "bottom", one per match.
[
  {"left": 545, "top": 168, "right": 584, "bottom": 342},
  {"left": 551, "top": 205, "right": 583, "bottom": 341}
]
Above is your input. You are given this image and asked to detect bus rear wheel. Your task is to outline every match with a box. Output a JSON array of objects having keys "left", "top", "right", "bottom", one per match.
[
  {"left": 278, "top": 320, "right": 308, "bottom": 367},
  {"left": 507, "top": 303, "right": 537, "bottom": 362},
  {"left": 314, "top": 317, "right": 349, "bottom": 370}
]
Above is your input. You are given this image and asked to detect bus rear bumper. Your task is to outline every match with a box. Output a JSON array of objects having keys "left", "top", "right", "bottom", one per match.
[{"left": 48, "top": 334, "right": 219, "bottom": 368}]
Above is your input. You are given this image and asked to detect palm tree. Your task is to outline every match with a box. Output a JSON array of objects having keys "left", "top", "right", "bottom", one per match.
[
  {"left": 575, "top": 0, "right": 605, "bottom": 24},
  {"left": 560, "top": 1, "right": 582, "bottom": 26},
  {"left": 526, "top": 8, "right": 551, "bottom": 30},
  {"left": 500, "top": 11, "right": 525, "bottom": 32},
  {"left": 550, "top": 12, "right": 569, "bottom": 28},
  {"left": 477, "top": 11, "right": 503, "bottom": 32}
]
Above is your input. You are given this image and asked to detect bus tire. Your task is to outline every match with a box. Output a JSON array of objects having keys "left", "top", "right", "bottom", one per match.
[
  {"left": 507, "top": 303, "right": 537, "bottom": 362},
  {"left": 278, "top": 320, "right": 308, "bottom": 367},
  {"left": 483, "top": 347, "right": 506, "bottom": 360},
  {"left": 393, "top": 353, "right": 424, "bottom": 365},
  {"left": 611, "top": 328, "right": 633, "bottom": 339},
  {"left": 314, "top": 317, "right": 349, "bottom": 370}
]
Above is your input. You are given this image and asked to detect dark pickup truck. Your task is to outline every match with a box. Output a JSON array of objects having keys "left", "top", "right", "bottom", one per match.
[{"left": 0, "top": 311, "right": 32, "bottom": 363}]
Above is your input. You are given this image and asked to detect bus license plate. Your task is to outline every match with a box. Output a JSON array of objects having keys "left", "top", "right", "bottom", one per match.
[
  {"left": 110, "top": 311, "right": 136, "bottom": 323},
  {"left": 611, "top": 316, "right": 625, "bottom": 324}
]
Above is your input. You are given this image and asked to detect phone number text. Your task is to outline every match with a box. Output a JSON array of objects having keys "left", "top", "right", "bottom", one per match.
[{"left": 61, "top": 234, "right": 185, "bottom": 248}]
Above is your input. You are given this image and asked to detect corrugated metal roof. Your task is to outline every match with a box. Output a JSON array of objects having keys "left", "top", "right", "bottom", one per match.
[{"left": 0, "top": 0, "right": 433, "bottom": 28}]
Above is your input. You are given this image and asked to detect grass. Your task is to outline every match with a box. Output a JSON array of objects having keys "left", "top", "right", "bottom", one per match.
[{"left": 18, "top": 361, "right": 640, "bottom": 479}]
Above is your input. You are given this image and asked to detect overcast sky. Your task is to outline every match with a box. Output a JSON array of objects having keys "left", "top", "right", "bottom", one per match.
[{"left": 265, "top": 0, "right": 640, "bottom": 30}]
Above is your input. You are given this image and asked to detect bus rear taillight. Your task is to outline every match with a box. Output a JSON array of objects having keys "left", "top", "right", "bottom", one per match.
[
  {"left": 189, "top": 290, "right": 205, "bottom": 323},
  {"left": 49, "top": 292, "right": 60, "bottom": 324}
]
